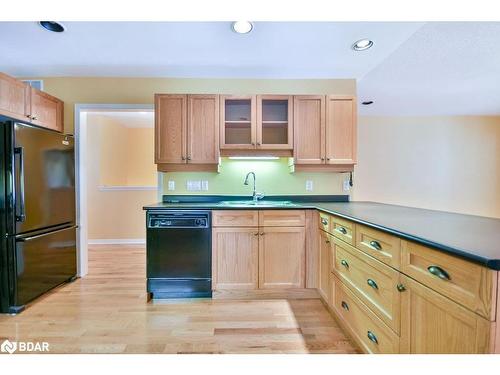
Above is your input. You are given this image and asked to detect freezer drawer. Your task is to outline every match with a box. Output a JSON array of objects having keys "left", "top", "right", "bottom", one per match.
[{"left": 14, "top": 225, "right": 77, "bottom": 307}]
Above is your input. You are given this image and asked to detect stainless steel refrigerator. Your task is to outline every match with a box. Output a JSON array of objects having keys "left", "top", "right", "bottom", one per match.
[{"left": 0, "top": 121, "right": 76, "bottom": 313}]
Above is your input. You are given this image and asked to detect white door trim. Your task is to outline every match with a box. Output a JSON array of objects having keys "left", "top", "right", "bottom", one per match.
[{"left": 74, "top": 103, "right": 156, "bottom": 277}]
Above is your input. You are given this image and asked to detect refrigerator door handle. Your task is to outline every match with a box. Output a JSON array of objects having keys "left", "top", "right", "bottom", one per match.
[
  {"left": 17, "top": 225, "right": 77, "bottom": 242},
  {"left": 14, "top": 146, "right": 26, "bottom": 222}
]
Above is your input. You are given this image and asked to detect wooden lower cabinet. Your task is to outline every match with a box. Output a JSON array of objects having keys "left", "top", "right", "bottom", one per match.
[
  {"left": 399, "top": 275, "right": 491, "bottom": 354},
  {"left": 318, "top": 230, "right": 333, "bottom": 303},
  {"left": 259, "top": 226, "right": 305, "bottom": 289},
  {"left": 212, "top": 227, "right": 259, "bottom": 290},
  {"left": 332, "top": 274, "right": 400, "bottom": 354}
]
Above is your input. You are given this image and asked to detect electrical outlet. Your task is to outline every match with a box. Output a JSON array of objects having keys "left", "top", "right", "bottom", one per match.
[
  {"left": 167, "top": 180, "right": 175, "bottom": 191},
  {"left": 343, "top": 180, "right": 351, "bottom": 192},
  {"left": 305, "top": 180, "right": 313, "bottom": 191},
  {"left": 187, "top": 180, "right": 202, "bottom": 191},
  {"left": 201, "top": 181, "right": 209, "bottom": 191}
]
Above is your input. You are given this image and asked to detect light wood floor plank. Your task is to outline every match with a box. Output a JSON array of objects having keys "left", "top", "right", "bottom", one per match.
[{"left": 0, "top": 245, "right": 359, "bottom": 354}]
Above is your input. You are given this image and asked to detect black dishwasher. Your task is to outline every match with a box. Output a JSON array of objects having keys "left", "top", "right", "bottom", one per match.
[{"left": 146, "top": 210, "right": 212, "bottom": 298}]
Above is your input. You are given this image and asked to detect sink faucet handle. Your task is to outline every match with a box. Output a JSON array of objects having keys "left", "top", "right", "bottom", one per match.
[{"left": 255, "top": 192, "right": 265, "bottom": 201}]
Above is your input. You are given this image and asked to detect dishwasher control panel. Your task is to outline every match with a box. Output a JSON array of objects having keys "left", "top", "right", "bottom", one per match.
[{"left": 147, "top": 211, "right": 210, "bottom": 229}]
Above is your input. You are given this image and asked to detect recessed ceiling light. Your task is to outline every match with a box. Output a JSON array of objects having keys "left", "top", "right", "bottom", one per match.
[
  {"left": 39, "top": 21, "right": 66, "bottom": 33},
  {"left": 231, "top": 21, "right": 253, "bottom": 34},
  {"left": 361, "top": 101, "right": 374, "bottom": 105},
  {"left": 352, "top": 39, "right": 373, "bottom": 51}
]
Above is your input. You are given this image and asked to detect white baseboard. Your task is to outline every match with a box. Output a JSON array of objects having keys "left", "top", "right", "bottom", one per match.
[{"left": 88, "top": 238, "right": 146, "bottom": 245}]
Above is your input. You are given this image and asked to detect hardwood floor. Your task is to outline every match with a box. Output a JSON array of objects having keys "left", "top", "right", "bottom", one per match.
[{"left": 0, "top": 245, "right": 359, "bottom": 354}]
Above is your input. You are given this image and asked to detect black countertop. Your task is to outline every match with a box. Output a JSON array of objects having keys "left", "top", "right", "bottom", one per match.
[{"left": 144, "top": 198, "right": 500, "bottom": 270}]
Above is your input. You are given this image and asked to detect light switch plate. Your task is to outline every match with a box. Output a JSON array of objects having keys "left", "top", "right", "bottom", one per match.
[
  {"left": 168, "top": 180, "right": 175, "bottom": 191},
  {"left": 187, "top": 180, "right": 202, "bottom": 191},
  {"left": 305, "top": 180, "right": 313, "bottom": 191},
  {"left": 343, "top": 180, "right": 351, "bottom": 192},
  {"left": 201, "top": 181, "right": 209, "bottom": 191}
]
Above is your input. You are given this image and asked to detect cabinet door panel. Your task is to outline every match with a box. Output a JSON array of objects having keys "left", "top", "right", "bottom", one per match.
[
  {"left": 318, "top": 230, "right": 333, "bottom": 303},
  {"left": 256, "top": 95, "right": 293, "bottom": 150},
  {"left": 325, "top": 96, "right": 356, "bottom": 165},
  {"left": 400, "top": 275, "right": 491, "bottom": 354},
  {"left": 187, "top": 95, "right": 219, "bottom": 164},
  {"left": 30, "top": 88, "right": 63, "bottom": 132},
  {"left": 220, "top": 95, "right": 256, "bottom": 149},
  {"left": 293, "top": 95, "right": 325, "bottom": 164},
  {"left": 155, "top": 94, "right": 187, "bottom": 164},
  {"left": 212, "top": 227, "right": 259, "bottom": 290},
  {"left": 259, "top": 227, "right": 305, "bottom": 289},
  {"left": 0, "top": 72, "right": 29, "bottom": 121}
]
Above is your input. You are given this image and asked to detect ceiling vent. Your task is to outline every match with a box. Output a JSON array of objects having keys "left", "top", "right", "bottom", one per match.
[{"left": 21, "top": 80, "right": 44, "bottom": 91}]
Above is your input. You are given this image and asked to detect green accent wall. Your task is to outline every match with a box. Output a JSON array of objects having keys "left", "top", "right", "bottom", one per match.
[{"left": 161, "top": 158, "right": 349, "bottom": 196}]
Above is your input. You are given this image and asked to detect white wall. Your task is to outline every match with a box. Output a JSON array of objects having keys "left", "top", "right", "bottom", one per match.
[{"left": 353, "top": 116, "right": 500, "bottom": 218}]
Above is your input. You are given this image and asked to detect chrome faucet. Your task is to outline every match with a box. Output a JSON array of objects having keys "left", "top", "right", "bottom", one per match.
[{"left": 244, "top": 172, "right": 265, "bottom": 203}]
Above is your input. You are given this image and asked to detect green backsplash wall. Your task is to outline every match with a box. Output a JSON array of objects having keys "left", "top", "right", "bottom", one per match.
[{"left": 161, "top": 158, "right": 349, "bottom": 196}]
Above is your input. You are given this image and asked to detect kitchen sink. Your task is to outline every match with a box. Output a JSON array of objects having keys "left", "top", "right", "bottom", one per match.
[{"left": 217, "top": 200, "right": 298, "bottom": 207}]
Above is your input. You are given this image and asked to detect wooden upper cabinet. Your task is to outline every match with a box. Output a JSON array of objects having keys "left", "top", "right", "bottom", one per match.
[
  {"left": 0, "top": 72, "right": 29, "bottom": 121},
  {"left": 293, "top": 95, "right": 325, "bottom": 164},
  {"left": 29, "top": 88, "right": 64, "bottom": 132},
  {"left": 155, "top": 94, "right": 187, "bottom": 164},
  {"left": 187, "top": 95, "right": 219, "bottom": 164},
  {"left": 256, "top": 95, "right": 293, "bottom": 150},
  {"left": 400, "top": 275, "right": 491, "bottom": 354},
  {"left": 220, "top": 95, "right": 256, "bottom": 149},
  {"left": 325, "top": 95, "right": 357, "bottom": 165},
  {"left": 258, "top": 226, "right": 305, "bottom": 289}
]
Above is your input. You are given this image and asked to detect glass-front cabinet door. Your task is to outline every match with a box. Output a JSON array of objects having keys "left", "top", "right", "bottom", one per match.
[
  {"left": 257, "top": 95, "right": 293, "bottom": 149},
  {"left": 220, "top": 95, "right": 256, "bottom": 149}
]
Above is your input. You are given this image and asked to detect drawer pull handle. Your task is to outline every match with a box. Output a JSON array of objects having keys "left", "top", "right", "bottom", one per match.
[
  {"left": 396, "top": 283, "right": 406, "bottom": 292},
  {"left": 427, "top": 265, "right": 450, "bottom": 281},
  {"left": 260, "top": 232, "right": 265, "bottom": 236},
  {"left": 341, "top": 259, "right": 349, "bottom": 269},
  {"left": 367, "top": 331, "right": 378, "bottom": 344},
  {"left": 254, "top": 232, "right": 259, "bottom": 236},
  {"left": 325, "top": 238, "right": 330, "bottom": 244},
  {"left": 369, "top": 240, "right": 382, "bottom": 251},
  {"left": 341, "top": 301, "right": 349, "bottom": 311},
  {"left": 337, "top": 227, "right": 347, "bottom": 235},
  {"left": 367, "top": 278, "right": 378, "bottom": 290},
  {"left": 321, "top": 218, "right": 329, "bottom": 226}
]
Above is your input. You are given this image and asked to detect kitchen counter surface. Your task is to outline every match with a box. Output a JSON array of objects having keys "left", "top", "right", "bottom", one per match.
[{"left": 144, "top": 199, "right": 500, "bottom": 270}]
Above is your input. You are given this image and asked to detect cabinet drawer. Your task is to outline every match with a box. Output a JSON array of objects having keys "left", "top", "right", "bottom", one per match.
[
  {"left": 330, "top": 215, "right": 355, "bottom": 245},
  {"left": 259, "top": 210, "right": 305, "bottom": 227},
  {"left": 212, "top": 210, "right": 259, "bottom": 227},
  {"left": 355, "top": 224, "right": 401, "bottom": 268},
  {"left": 332, "top": 275, "right": 400, "bottom": 354},
  {"left": 333, "top": 238, "right": 401, "bottom": 333},
  {"left": 318, "top": 212, "right": 331, "bottom": 232},
  {"left": 401, "top": 240, "right": 496, "bottom": 319}
]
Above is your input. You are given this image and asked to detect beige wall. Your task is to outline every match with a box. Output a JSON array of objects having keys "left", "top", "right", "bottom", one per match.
[
  {"left": 32, "top": 77, "right": 356, "bottom": 134},
  {"left": 86, "top": 114, "right": 157, "bottom": 240},
  {"left": 353, "top": 116, "right": 500, "bottom": 218}
]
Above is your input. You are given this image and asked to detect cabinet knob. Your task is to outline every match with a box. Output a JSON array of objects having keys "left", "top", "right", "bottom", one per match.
[
  {"left": 326, "top": 158, "right": 330, "bottom": 161},
  {"left": 321, "top": 218, "right": 328, "bottom": 226},
  {"left": 187, "top": 156, "right": 191, "bottom": 161},
  {"left": 341, "top": 301, "right": 349, "bottom": 311},
  {"left": 341, "top": 259, "right": 349, "bottom": 269},
  {"left": 396, "top": 283, "right": 406, "bottom": 292},
  {"left": 257, "top": 142, "right": 261, "bottom": 146},
  {"left": 251, "top": 142, "right": 255, "bottom": 146},
  {"left": 31, "top": 116, "right": 38, "bottom": 121},
  {"left": 26, "top": 114, "right": 31, "bottom": 119},
  {"left": 321, "top": 157, "right": 325, "bottom": 161},
  {"left": 254, "top": 232, "right": 259, "bottom": 236},
  {"left": 181, "top": 156, "right": 186, "bottom": 161}
]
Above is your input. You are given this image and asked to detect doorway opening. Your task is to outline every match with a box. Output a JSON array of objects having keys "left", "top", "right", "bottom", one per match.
[{"left": 75, "top": 104, "right": 159, "bottom": 277}]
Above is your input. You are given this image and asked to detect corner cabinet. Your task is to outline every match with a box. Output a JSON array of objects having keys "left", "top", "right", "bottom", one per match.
[
  {"left": 293, "top": 95, "right": 356, "bottom": 171},
  {"left": 220, "top": 95, "right": 293, "bottom": 154},
  {"left": 155, "top": 94, "right": 219, "bottom": 172},
  {"left": 0, "top": 72, "right": 64, "bottom": 132}
]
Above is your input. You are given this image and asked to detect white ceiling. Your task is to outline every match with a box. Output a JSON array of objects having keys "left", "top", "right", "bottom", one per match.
[{"left": 0, "top": 21, "right": 499, "bottom": 116}]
